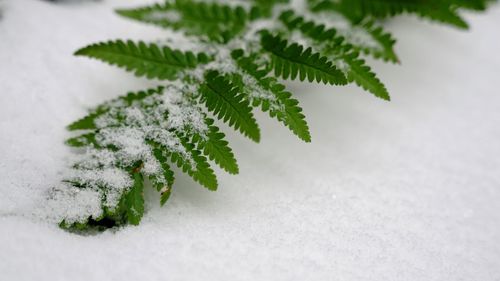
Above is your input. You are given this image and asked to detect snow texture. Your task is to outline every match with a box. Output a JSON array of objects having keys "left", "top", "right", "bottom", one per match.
[{"left": 1, "top": 0, "right": 500, "bottom": 280}]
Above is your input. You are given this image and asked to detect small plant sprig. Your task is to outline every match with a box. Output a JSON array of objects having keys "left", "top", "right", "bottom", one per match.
[{"left": 56, "top": 0, "right": 492, "bottom": 229}]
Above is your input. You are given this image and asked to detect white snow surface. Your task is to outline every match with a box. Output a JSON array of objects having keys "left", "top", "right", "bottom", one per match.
[{"left": 1, "top": 0, "right": 500, "bottom": 280}]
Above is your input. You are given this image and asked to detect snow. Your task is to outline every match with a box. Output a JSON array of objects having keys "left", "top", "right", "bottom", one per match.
[{"left": 1, "top": 0, "right": 500, "bottom": 280}]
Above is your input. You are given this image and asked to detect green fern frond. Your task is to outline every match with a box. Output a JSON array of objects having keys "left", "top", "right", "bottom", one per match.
[
  {"left": 279, "top": 11, "right": 390, "bottom": 100},
  {"left": 312, "top": 0, "right": 471, "bottom": 29},
  {"left": 452, "top": 0, "right": 491, "bottom": 10},
  {"left": 162, "top": 137, "right": 218, "bottom": 191},
  {"left": 193, "top": 119, "right": 239, "bottom": 174},
  {"left": 338, "top": 50, "right": 391, "bottom": 100},
  {"left": 200, "top": 70, "right": 261, "bottom": 142},
  {"left": 150, "top": 148, "right": 175, "bottom": 206},
  {"left": 260, "top": 32, "right": 347, "bottom": 85},
  {"left": 355, "top": 19, "right": 399, "bottom": 63},
  {"left": 279, "top": 9, "right": 398, "bottom": 63},
  {"left": 232, "top": 51, "right": 311, "bottom": 142},
  {"left": 116, "top": 0, "right": 250, "bottom": 43},
  {"left": 250, "top": 0, "right": 288, "bottom": 17},
  {"left": 57, "top": 0, "right": 492, "bottom": 230},
  {"left": 60, "top": 86, "right": 227, "bottom": 228},
  {"left": 122, "top": 172, "right": 145, "bottom": 225},
  {"left": 67, "top": 111, "right": 103, "bottom": 131},
  {"left": 75, "top": 40, "right": 208, "bottom": 80}
]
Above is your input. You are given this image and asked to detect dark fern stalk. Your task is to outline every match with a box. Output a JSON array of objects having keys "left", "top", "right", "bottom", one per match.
[{"left": 56, "top": 0, "right": 493, "bottom": 229}]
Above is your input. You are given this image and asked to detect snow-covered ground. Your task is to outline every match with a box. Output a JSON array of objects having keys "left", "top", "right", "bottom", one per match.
[{"left": 1, "top": 0, "right": 500, "bottom": 280}]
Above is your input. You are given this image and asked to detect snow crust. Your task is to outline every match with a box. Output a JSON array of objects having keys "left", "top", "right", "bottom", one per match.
[{"left": 1, "top": 0, "right": 500, "bottom": 280}]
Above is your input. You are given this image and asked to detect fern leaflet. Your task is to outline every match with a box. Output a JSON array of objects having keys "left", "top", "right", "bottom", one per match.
[
  {"left": 199, "top": 70, "right": 261, "bottom": 142},
  {"left": 75, "top": 40, "right": 208, "bottom": 80}
]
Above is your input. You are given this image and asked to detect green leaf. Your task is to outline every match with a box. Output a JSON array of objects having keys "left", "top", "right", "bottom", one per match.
[
  {"left": 151, "top": 148, "right": 175, "bottom": 190},
  {"left": 278, "top": 11, "right": 390, "bottom": 100},
  {"left": 357, "top": 19, "right": 399, "bottom": 63},
  {"left": 341, "top": 51, "right": 390, "bottom": 100},
  {"left": 279, "top": 9, "right": 398, "bottom": 63},
  {"left": 152, "top": 139, "right": 218, "bottom": 191},
  {"left": 200, "top": 70, "right": 261, "bottom": 142},
  {"left": 75, "top": 40, "right": 206, "bottom": 80},
  {"left": 149, "top": 147, "right": 175, "bottom": 206},
  {"left": 194, "top": 118, "right": 239, "bottom": 174},
  {"left": 160, "top": 188, "right": 172, "bottom": 206},
  {"left": 68, "top": 87, "right": 166, "bottom": 132},
  {"left": 122, "top": 172, "right": 145, "bottom": 225},
  {"left": 314, "top": 0, "right": 469, "bottom": 29},
  {"left": 147, "top": 151, "right": 174, "bottom": 206},
  {"left": 67, "top": 111, "right": 102, "bottom": 131},
  {"left": 233, "top": 53, "right": 311, "bottom": 142},
  {"left": 251, "top": 0, "right": 288, "bottom": 17},
  {"left": 116, "top": 0, "right": 250, "bottom": 43},
  {"left": 188, "top": 148, "right": 218, "bottom": 191},
  {"left": 60, "top": 0, "right": 492, "bottom": 230},
  {"left": 66, "top": 133, "right": 98, "bottom": 148},
  {"left": 260, "top": 32, "right": 347, "bottom": 85}
]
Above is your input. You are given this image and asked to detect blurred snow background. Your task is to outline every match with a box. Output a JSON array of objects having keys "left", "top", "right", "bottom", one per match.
[{"left": 0, "top": 0, "right": 499, "bottom": 280}]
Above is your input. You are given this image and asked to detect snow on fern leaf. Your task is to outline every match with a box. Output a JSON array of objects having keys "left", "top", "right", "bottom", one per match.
[{"left": 55, "top": 0, "right": 489, "bottom": 229}]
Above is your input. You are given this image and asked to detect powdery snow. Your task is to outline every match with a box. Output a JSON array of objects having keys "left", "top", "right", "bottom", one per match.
[{"left": 1, "top": 0, "right": 500, "bottom": 280}]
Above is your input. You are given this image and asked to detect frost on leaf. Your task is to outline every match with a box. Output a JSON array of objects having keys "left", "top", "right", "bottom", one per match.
[{"left": 55, "top": 0, "right": 490, "bottom": 229}]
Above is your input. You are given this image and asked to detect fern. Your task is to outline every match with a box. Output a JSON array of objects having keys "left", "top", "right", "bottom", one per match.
[
  {"left": 340, "top": 51, "right": 390, "bottom": 100},
  {"left": 75, "top": 40, "right": 208, "bottom": 80},
  {"left": 354, "top": 19, "right": 399, "bottom": 63},
  {"left": 194, "top": 119, "right": 239, "bottom": 174},
  {"left": 231, "top": 51, "right": 311, "bottom": 142},
  {"left": 261, "top": 32, "right": 347, "bottom": 85},
  {"left": 200, "top": 70, "right": 261, "bottom": 142},
  {"left": 116, "top": 0, "right": 250, "bottom": 43},
  {"left": 123, "top": 172, "right": 145, "bottom": 225},
  {"left": 278, "top": 10, "right": 390, "bottom": 100},
  {"left": 56, "top": 0, "right": 493, "bottom": 229},
  {"left": 310, "top": 0, "right": 493, "bottom": 29}
]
